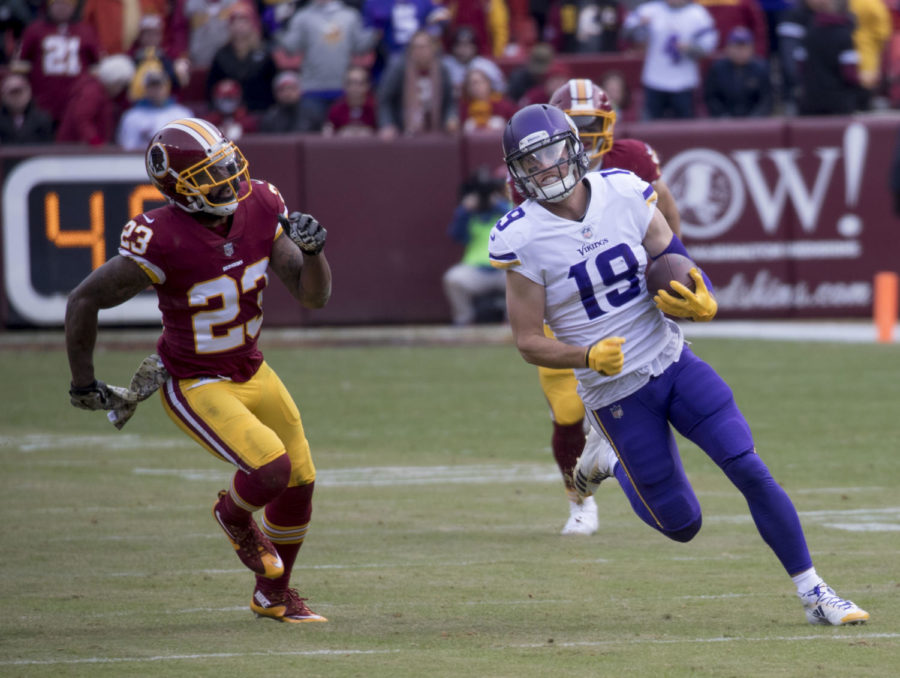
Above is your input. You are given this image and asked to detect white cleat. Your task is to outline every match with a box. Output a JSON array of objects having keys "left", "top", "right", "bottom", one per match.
[
  {"left": 800, "top": 582, "right": 870, "bottom": 626},
  {"left": 572, "top": 428, "right": 617, "bottom": 499},
  {"left": 561, "top": 495, "right": 598, "bottom": 535}
]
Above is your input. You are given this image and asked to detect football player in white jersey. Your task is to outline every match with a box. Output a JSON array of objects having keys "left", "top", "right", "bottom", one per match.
[{"left": 488, "top": 103, "right": 869, "bottom": 626}]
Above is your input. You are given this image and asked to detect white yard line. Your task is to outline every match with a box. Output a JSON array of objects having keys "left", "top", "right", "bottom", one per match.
[{"left": 3, "top": 633, "right": 897, "bottom": 667}]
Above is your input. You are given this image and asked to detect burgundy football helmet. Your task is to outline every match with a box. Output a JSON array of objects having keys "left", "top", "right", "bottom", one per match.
[
  {"left": 549, "top": 79, "right": 616, "bottom": 163},
  {"left": 145, "top": 117, "right": 251, "bottom": 216}
]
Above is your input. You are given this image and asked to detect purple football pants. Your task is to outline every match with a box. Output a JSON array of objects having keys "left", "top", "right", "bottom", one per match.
[{"left": 591, "top": 345, "right": 813, "bottom": 576}]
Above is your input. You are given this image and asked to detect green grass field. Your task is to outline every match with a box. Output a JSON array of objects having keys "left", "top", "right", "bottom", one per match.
[{"left": 1, "top": 332, "right": 898, "bottom": 677}]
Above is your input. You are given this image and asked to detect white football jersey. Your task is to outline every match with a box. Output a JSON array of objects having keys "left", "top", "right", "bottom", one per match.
[{"left": 489, "top": 170, "right": 684, "bottom": 408}]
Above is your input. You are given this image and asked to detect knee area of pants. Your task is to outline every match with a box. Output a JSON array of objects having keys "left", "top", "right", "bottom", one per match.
[
  {"left": 665, "top": 515, "right": 702, "bottom": 543},
  {"left": 722, "top": 449, "right": 772, "bottom": 490},
  {"left": 255, "top": 453, "right": 292, "bottom": 491}
]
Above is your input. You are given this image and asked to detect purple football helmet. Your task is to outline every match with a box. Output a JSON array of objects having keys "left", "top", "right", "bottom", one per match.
[{"left": 502, "top": 103, "right": 589, "bottom": 203}]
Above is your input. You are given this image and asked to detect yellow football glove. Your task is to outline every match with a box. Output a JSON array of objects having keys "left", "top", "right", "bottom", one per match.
[
  {"left": 584, "top": 337, "right": 626, "bottom": 376},
  {"left": 653, "top": 268, "right": 718, "bottom": 322}
]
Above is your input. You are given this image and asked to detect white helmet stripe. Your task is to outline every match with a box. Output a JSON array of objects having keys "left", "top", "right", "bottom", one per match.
[
  {"left": 568, "top": 79, "right": 593, "bottom": 112},
  {"left": 166, "top": 118, "right": 222, "bottom": 151}
]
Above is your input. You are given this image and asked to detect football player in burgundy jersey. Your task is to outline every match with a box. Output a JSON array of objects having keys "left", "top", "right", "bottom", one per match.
[
  {"left": 529, "top": 78, "right": 684, "bottom": 536},
  {"left": 65, "top": 118, "right": 332, "bottom": 623}
]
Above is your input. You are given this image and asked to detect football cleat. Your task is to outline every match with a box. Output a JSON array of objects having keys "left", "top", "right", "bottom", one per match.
[
  {"left": 561, "top": 495, "right": 598, "bottom": 536},
  {"left": 251, "top": 587, "right": 328, "bottom": 623},
  {"left": 572, "top": 428, "right": 617, "bottom": 498},
  {"left": 212, "top": 490, "right": 284, "bottom": 579},
  {"left": 800, "top": 582, "right": 869, "bottom": 626}
]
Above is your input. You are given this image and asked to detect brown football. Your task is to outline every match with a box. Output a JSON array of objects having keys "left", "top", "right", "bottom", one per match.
[{"left": 645, "top": 253, "right": 696, "bottom": 299}]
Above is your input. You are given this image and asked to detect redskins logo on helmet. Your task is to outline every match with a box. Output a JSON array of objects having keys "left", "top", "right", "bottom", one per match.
[
  {"left": 549, "top": 79, "right": 616, "bottom": 163},
  {"left": 147, "top": 143, "right": 169, "bottom": 178},
  {"left": 144, "top": 117, "right": 251, "bottom": 217}
]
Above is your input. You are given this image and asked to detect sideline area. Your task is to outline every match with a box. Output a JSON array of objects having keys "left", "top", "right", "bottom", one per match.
[{"left": 0, "top": 320, "right": 897, "bottom": 350}]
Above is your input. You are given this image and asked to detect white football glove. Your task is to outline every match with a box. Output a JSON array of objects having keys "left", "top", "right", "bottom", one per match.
[
  {"left": 280, "top": 211, "right": 326, "bottom": 255},
  {"left": 69, "top": 380, "right": 136, "bottom": 411},
  {"left": 108, "top": 354, "right": 170, "bottom": 430}
]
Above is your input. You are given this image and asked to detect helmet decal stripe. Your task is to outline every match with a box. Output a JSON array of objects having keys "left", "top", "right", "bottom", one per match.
[
  {"left": 570, "top": 79, "right": 591, "bottom": 111},
  {"left": 168, "top": 118, "right": 220, "bottom": 148}
]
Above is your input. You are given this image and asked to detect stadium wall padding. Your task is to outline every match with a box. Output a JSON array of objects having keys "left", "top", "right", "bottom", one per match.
[{"left": 1, "top": 115, "right": 898, "bottom": 328}]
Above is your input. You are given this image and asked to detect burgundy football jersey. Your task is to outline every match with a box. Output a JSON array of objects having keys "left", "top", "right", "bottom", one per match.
[
  {"left": 601, "top": 138, "right": 662, "bottom": 184},
  {"left": 18, "top": 19, "right": 102, "bottom": 123},
  {"left": 118, "top": 180, "right": 288, "bottom": 382}
]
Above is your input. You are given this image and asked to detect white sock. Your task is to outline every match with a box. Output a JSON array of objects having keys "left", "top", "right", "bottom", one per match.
[{"left": 791, "top": 567, "right": 823, "bottom": 596}]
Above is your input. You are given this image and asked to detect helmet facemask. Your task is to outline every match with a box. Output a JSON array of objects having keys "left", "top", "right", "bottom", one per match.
[
  {"left": 508, "top": 136, "right": 586, "bottom": 203},
  {"left": 568, "top": 109, "right": 616, "bottom": 163},
  {"left": 174, "top": 141, "right": 251, "bottom": 216}
]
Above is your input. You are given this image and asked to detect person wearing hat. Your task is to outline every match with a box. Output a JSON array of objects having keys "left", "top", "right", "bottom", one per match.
[
  {"left": 441, "top": 25, "right": 506, "bottom": 99},
  {"left": 259, "top": 70, "right": 306, "bottom": 133},
  {"left": 117, "top": 66, "right": 193, "bottom": 149},
  {"left": 129, "top": 14, "right": 185, "bottom": 101},
  {"left": 703, "top": 26, "right": 773, "bottom": 117},
  {"left": 13, "top": 0, "right": 102, "bottom": 124},
  {"left": 204, "top": 78, "right": 258, "bottom": 139}
]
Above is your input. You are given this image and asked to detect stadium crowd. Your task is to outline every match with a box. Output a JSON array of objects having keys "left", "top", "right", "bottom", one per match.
[{"left": 0, "top": 0, "right": 896, "bottom": 145}]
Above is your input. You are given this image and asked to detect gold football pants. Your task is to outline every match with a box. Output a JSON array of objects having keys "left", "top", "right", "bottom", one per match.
[{"left": 159, "top": 361, "right": 315, "bottom": 487}]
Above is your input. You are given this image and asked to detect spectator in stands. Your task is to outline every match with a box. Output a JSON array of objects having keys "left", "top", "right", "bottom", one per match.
[
  {"left": 279, "top": 0, "right": 377, "bottom": 132},
  {"left": 695, "top": 0, "right": 768, "bottom": 55},
  {"left": 376, "top": 29, "right": 457, "bottom": 138},
  {"left": 443, "top": 0, "right": 510, "bottom": 58},
  {"left": 363, "top": 0, "right": 451, "bottom": 79},
  {"left": 518, "top": 61, "right": 570, "bottom": 105},
  {"left": 505, "top": 41, "right": 555, "bottom": 102},
  {"left": 258, "top": 69, "right": 306, "bottom": 133},
  {"left": 458, "top": 66, "right": 516, "bottom": 131},
  {"left": 795, "top": 0, "right": 863, "bottom": 115},
  {"left": 206, "top": 2, "right": 278, "bottom": 113},
  {"left": 442, "top": 25, "right": 507, "bottom": 100},
  {"left": 204, "top": 78, "right": 257, "bottom": 138},
  {"left": 13, "top": 0, "right": 102, "bottom": 125},
  {"left": 56, "top": 54, "right": 135, "bottom": 144},
  {"left": 0, "top": 0, "right": 36, "bottom": 65},
  {"left": 0, "top": 72, "right": 54, "bottom": 143},
  {"left": 322, "top": 64, "right": 378, "bottom": 136},
  {"left": 571, "top": 0, "right": 626, "bottom": 53},
  {"left": 443, "top": 166, "right": 510, "bottom": 325},
  {"left": 81, "top": 0, "right": 169, "bottom": 56},
  {"left": 117, "top": 66, "right": 193, "bottom": 149},
  {"left": 848, "top": 0, "right": 891, "bottom": 99},
  {"left": 776, "top": 0, "right": 814, "bottom": 114},
  {"left": 185, "top": 0, "right": 244, "bottom": 68},
  {"left": 130, "top": 14, "right": 185, "bottom": 101},
  {"left": 599, "top": 69, "right": 634, "bottom": 120},
  {"left": 704, "top": 26, "right": 773, "bottom": 117},
  {"left": 623, "top": 0, "right": 718, "bottom": 120},
  {"left": 258, "top": 0, "right": 305, "bottom": 43}
]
